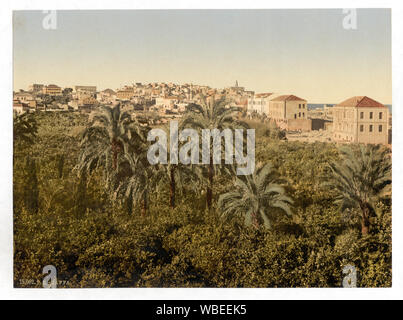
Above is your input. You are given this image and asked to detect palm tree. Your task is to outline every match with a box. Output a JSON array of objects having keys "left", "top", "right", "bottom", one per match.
[
  {"left": 149, "top": 122, "right": 203, "bottom": 209},
  {"left": 156, "top": 162, "right": 203, "bottom": 209},
  {"left": 76, "top": 103, "right": 140, "bottom": 189},
  {"left": 325, "top": 144, "right": 391, "bottom": 235},
  {"left": 115, "top": 134, "right": 158, "bottom": 216},
  {"left": 218, "top": 163, "right": 293, "bottom": 229},
  {"left": 181, "top": 95, "right": 247, "bottom": 209},
  {"left": 116, "top": 151, "right": 151, "bottom": 216},
  {"left": 14, "top": 113, "right": 38, "bottom": 146},
  {"left": 119, "top": 131, "right": 201, "bottom": 215}
]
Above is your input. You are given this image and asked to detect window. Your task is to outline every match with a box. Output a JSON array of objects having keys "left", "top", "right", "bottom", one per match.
[
  {"left": 360, "top": 112, "right": 364, "bottom": 119},
  {"left": 370, "top": 112, "right": 373, "bottom": 119},
  {"left": 294, "top": 114, "right": 297, "bottom": 119},
  {"left": 379, "top": 125, "right": 382, "bottom": 132},
  {"left": 379, "top": 112, "right": 383, "bottom": 119},
  {"left": 299, "top": 104, "right": 301, "bottom": 109},
  {"left": 299, "top": 112, "right": 301, "bottom": 118},
  {"left": 360, "top": 125, "right": 364, "bottom": 132},
  {"left": 303, "top": 112, "right": 305, "bottom": 117},
  {"left": 369, "top": 125, "right": 373, "bottom": 132}
]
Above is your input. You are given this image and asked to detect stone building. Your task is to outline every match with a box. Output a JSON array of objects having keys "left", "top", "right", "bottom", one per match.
[
  {"left": 332, "top": 96, "right": 389, "bottom": 145},
  {"left": 42, "top": 84, "right": 62, "bottom": 96},
  {"left": 268, "top": 94, "right": 311, "bottom": 131},
  {"left": 116, "top": 87, "right": 134, "bottom": 101}
]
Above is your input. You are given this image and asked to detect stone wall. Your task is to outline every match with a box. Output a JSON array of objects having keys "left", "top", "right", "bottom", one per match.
[{"left": 286, "top": 119, "right": 312, "bottom": 132}]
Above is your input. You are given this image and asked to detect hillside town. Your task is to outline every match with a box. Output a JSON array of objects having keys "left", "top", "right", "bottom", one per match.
[{"left": 13, "top": 81, "right": 392, "bottom": 145}]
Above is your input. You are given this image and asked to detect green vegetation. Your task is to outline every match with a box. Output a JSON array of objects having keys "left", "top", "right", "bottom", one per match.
[
  {"left": 218, "top": 163, "right": 293, "bottom": 229},
  {"left": 13, "top": 108, "right": 391, "bottom": 288},
  {"left": 324, "top": 145, "right": 391, "bottom": 235}
]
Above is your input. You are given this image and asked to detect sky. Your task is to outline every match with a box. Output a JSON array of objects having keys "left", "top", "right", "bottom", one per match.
[{"left": 13, "top": 9, "right": 391, "bottom": 104}]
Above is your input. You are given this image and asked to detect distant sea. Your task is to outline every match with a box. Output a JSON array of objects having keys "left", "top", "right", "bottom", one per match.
[{"left": 308, "top": 103, "right": 392, "bottom": 113}]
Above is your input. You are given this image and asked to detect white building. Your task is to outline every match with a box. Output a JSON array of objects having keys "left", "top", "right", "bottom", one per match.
[
  {"left": 247, "top": 93, "right": 273, "bottom": 115},
  {"left": 154, "top": 96, "right": 180, "bottom": 111}
]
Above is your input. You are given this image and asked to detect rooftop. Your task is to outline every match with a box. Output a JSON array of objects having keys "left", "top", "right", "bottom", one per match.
[
  {"left": 336, "top": 96, "right": 385, "bottom": 108},
  {"left": 271, "top": 94, "right": 306, "bottom": 102}
]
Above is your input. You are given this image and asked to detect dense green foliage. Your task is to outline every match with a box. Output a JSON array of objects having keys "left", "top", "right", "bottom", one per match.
[
  {"left": 14, "top": 111, "right": 391, "bottom": 287},
  {"left": 325, "top": 144, "right": 391, "bottom": 235},
  {"left": 218, "top": 163, "right": 293, "bottom": 229}
]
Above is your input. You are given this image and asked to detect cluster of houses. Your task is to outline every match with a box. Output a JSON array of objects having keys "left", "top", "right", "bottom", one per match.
[
  {"left": 13, "top": 81, "right": 254, "bottom": 115},
  {"left": 13, "top": 84, "right": 99, "bottom": 113},
  {"left": 13, "top": 81, "right": 391, "bottom": 145}
]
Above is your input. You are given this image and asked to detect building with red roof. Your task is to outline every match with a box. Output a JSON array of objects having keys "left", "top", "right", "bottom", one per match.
[
  {"left": 333, "top": 96, "right": 389, "bottom": 145},
  {"left": 267, "top": 94, "right": 311, "bottom": 131}
]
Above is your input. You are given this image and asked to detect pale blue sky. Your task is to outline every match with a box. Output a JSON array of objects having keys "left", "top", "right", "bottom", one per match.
[{"left": 13, "top": 9, "right": 391, "bottom": 103}]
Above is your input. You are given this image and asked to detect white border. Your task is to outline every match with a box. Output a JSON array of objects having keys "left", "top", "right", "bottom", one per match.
[{"left": 1, "top": 0, "right": 402, "bottom": 300}]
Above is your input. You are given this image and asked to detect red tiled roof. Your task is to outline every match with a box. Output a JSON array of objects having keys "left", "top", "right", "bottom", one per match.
[
  {"left": 336, "top": 96, "right": 385, "bottom": 108},
  {"left": 270, "top": 94, "right": 306, "bottom": 102}
]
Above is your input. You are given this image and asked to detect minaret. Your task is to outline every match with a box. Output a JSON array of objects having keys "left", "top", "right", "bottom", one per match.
[{"left": 235, "top": 80, "right": 238, "bottom": 88}]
